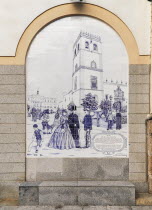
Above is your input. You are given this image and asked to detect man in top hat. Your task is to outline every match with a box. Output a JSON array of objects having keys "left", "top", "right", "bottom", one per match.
[{"left": 68, "top": 105, "right": 80, "bottom": 148}]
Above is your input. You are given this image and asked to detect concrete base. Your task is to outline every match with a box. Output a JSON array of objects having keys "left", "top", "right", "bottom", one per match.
[{"left": 19, "top": 181, "right": 135, "bottom": 206}]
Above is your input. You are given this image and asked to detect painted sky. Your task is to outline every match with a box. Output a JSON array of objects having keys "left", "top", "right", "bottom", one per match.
[{"left": 26, "top": 16, "right": 129, "bottom": 100}]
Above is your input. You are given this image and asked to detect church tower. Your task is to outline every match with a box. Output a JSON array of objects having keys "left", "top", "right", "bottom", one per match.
[{"left": 72, "top": 31, "right": 104, "bottom": 112}]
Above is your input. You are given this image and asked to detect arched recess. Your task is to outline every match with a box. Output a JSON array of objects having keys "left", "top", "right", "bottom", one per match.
[
  {"left": 0, "top": 3, "right": 150, "bottom": 65},
  {"left": 23, "top": 3, "right": 149, "bottom": 182}
]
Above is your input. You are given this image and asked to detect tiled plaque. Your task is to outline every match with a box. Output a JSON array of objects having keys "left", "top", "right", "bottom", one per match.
[{"left": 26, "top": 16, "right": 128, "bottom": 158}]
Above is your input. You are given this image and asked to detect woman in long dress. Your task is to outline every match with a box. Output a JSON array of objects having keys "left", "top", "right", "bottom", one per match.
[
  {"left": 48, "top": 110, "right": 61, "bottom": 147},
  {"left": 51, "top": 110, "right": 61, "bottom": 132},
  {"left": 48, "top": 109, "right": 75, "bottom": 150}
]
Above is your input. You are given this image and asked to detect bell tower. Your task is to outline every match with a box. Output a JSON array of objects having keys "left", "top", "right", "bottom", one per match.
[{"left": 72, "top": 31, "right": 104, "bottom": 111}]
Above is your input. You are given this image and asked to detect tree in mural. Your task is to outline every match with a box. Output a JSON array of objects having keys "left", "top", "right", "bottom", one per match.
[
  {"left": 81, "top": 93, "right": 100, "bottom": 126},
  {"left": 113, "top": 101, "right": 121, "bottom": 112},
  {"left": 99, "top": 95, "right": 113, "bottom": 121},
  {"left": 81, "top": 93, "right": 98, "bottom": 112}
]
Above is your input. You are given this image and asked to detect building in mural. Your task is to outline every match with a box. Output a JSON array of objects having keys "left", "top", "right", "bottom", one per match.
[
  {"left": 72, "top": 32, "right": 104, "bottom": 112},
  {"left": 27, "top": 90, "right": 57, "bottom": 112},
  {"left": 59, "top": 32, "right": 127, "bottom": 115},
  {"left": 59, "top": 32, "right": 104, "bottom": 112}
]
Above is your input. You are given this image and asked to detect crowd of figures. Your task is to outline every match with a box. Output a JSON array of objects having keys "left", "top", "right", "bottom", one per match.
[
  {"left": 28, "top": 105, "right": 93, "bottom": 153},
  {"left": 28, "top": 103, "right": 123, "bottom": 154},
  {"left": 106, "top": 111, "right": 122, "bottom": 130}
]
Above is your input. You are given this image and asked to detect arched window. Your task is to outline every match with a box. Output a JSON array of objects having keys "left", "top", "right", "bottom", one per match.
[
  {"left": 74, "top": 49, "right": 76, "bottom": 56},
  {"left": 93, "top": 43, "right": 98, "bottom": 51},
  {"left": 91, "top": 60, "right": 97, "bottom": 69},
  {"left": 85, "top": 41, "right": 89, "bottom": 49},
  {"left": 90, "top": 75, "right": 98, "bottom": 90}
]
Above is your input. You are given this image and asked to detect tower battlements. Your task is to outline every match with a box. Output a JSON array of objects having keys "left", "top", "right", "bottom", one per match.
[
  {"left": 104, "top": 79, "right": 127, "bottom": 87},
  {"left": 73, "top": 31, "right": 101, "bottom": 48}
]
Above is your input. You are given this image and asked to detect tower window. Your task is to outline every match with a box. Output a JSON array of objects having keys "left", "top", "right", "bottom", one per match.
[
  {"left": 78, "top": 44, "right": 80, "bottom": 50},
  {"left": 91, "top": 76, "right": 98, "bottom": 90},
  {"left": 74, "top": 76, "right": 77, "bottom": 91},
  {"left": 85, "top": 41, "right": 89, "bottom": 49},
  {"left": 75, "top": 49, "right": 76, "bottom": 56},
  {"left": 91, "top": 61, "right": 97, "bottom": 69},
  {"left": 93, "top": 44, "right": 98, "bottom": 51}
]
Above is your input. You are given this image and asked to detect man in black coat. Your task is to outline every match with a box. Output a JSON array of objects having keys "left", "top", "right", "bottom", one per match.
[
  {"left": 82, "top": 110, "right": 92, "bottom": 148},
  {"left": 68, "top": 105, "right": 80, "bottom": 148},
  {"left": 116, "top": 112, "right": 122, "bottom": 130}
]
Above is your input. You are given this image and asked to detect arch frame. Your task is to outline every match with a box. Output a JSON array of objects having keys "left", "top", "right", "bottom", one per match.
[{"left": 0, "top": 3, "right": 150, "bottom": 65}]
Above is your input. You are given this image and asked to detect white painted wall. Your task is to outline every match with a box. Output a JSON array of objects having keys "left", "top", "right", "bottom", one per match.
[{"left": 0, "top": 0, "right": 151, "bottom": 56}]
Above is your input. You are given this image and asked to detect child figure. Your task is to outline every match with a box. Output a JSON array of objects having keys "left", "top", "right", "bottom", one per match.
[{"left": 33, "top": 124, "right": 43, "bottom": 153}]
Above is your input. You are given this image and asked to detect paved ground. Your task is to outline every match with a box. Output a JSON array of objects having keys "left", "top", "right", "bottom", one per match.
[
  {"left": 1, "top": 193, "right": 152, "bottom": 209},
  {"left": 1, "top": 206, "right": 152, "bottom": 210}
]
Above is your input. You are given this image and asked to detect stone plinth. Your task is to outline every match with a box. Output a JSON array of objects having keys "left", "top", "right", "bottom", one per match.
[
  {"left": 26, "top": 158, "right": 129, "bottom": 181},
  {"left": 19, "top": 181, "right": 135, "bottom": 206}
]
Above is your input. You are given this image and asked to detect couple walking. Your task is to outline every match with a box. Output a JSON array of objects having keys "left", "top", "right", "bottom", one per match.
[{"left": 48, "top": 105, "right": 80, "bottom": 150}]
